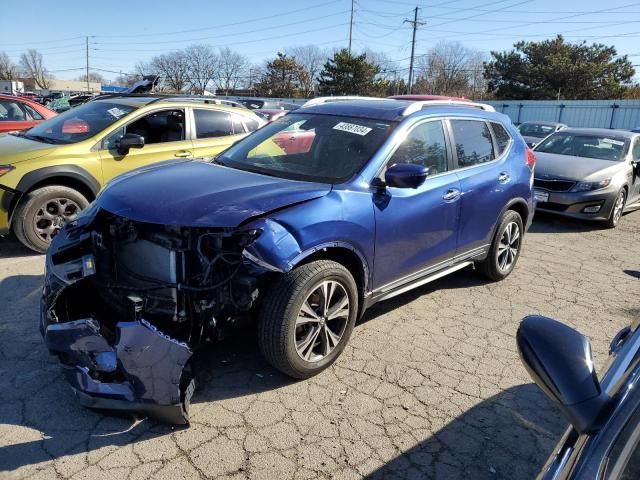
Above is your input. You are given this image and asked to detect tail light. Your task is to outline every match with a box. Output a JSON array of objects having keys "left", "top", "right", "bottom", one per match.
[{"left": 525, "top": 148, "right": 536, "bottom": 170}]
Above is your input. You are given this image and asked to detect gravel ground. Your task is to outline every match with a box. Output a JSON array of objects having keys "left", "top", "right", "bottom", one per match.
[{"left": 1, "top": 211, "right": 639, "bottom": 480}]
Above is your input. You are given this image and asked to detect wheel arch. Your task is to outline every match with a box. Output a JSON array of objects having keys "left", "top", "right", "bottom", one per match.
[
  {"left": 291, "top": 243, "right": 371, "bottom": 298},
  {"left": 9, "top": 165, "right": 100, "bottom": 222}
]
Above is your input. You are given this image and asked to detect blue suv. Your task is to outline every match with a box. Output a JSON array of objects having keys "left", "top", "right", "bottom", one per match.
[{"left": 41, "top": 98, "right": 535, "bottom": 423}]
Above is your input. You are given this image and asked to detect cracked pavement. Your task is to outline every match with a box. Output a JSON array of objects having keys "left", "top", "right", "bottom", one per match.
[{"left": 1, "top": 211, "right": 640, "bottom": 479}]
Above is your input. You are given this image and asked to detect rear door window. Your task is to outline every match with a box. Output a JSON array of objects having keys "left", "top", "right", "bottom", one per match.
[
  {"left": 194, "top": 109, "right": 233, "bottom": 138},
  {"left": 450, "top": 120, "right": 495, "bottom": 168}
]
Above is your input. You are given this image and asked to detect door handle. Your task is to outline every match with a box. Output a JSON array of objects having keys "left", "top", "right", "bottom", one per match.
[
  {"left": 442, "top": 188, "right": 461, "bottom": 201},
  {"left": 174, "top": 150, "right": 192, "bottom": 158},
  {"left": 498, "top": 172, "right": 510, "bottom": 183}
]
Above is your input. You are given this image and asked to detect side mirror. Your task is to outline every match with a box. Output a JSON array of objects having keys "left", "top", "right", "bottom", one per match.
[
  {"left": 384, "top": 163, "right": 429, "bottom": 189},
  {"left": 517, "top": 315, "right": 609, "bottom": 434},
  {"left": 116, "top": 133, "right": 145, "bottom": 155}
]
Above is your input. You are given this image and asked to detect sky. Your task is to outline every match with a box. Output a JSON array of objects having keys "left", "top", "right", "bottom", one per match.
[{"left": 2, "top": 0, "right": 640, "bottom": 83}]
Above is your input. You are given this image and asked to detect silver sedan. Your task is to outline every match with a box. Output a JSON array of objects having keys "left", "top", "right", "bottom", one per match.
[{"left": 533, "top": 128, "right": 640, "bottom": 227}]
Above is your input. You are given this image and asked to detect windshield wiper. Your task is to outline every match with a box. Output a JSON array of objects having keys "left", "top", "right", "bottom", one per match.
[{"left": 22, "top": 134, "right": 65, "bottom": 145}]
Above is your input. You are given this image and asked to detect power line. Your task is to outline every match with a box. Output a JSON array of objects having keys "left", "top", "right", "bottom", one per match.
[
  {"left": 91, "top": 23, "right": 349, "bottom": 54},
  {"left": 94, "top": 0, "right": 343, "bottom": 39}
]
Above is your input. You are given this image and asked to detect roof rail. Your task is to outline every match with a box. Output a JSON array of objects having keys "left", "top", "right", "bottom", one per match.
[
  {"left": 162, "top": 97, "right": 246, "bottom": 108},
  {"left": 401, "top": 100, "right": 496, "bottom": 116},
  {"left": 90, "top": 93, "right": 246, "bottom": 108},
  {"left": 301, "top": 96, "right": 388, "bottom": 108}
]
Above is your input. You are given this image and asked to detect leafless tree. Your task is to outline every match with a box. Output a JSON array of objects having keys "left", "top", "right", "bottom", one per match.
[
  {"left": 115, "top": 73, "right": 141, "bottom": 87},
  {"left": 148, "top": 51, "right": 190, "bottom": 92},
  {"left": 19, "top": 49, "right": 51, "bottom": 89},
  {"left": 285, "top": 45, "right": 327, "bottom": 97},
  {"left": 414, "top": 41, "right": 487, "bottom": 98},
  {"left": 213, "top": 47, "right": 249, "bottom": 95},
  {"left": 76, "top": 72, "right": 106, "bottom": 84},
  {"left": 0, "top": 52, "right": 18, "bottom": 81},
  {"left": 185, "top": 44, "right": 219, "bottom": 94}
]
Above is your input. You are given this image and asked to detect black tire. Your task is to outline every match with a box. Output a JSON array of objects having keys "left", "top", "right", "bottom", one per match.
[
  {"left": 605, "top": 189, "right": 626, "bottom": 228},
  {"left": 258, "top": 260, "right": 358, "bottom": 379},
  {"left": 476, "top": 210, "right": 524, "bottom": 282},
  {"left": 12, "top": 185, "right": 89, "bottom": 253}
]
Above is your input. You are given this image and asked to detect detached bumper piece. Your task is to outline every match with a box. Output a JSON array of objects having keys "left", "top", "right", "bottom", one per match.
[{"left": 43, "top": 316, "right": 194, "bottom": 425}]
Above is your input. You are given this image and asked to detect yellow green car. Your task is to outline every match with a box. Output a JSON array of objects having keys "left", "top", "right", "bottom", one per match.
[{"left": 0, "top": 96, "right": 264, "bottom": 252}]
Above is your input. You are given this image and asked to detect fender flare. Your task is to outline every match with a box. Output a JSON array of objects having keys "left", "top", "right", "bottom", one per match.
[
  {"left": 290, "top": 240, "right": 372, "bottom": 294},
  {"left": 491, "top": 197, "right": 531, "bottom": 241},
  {"left": 16, "top": 165, "right": 101, "bottom": 197}
]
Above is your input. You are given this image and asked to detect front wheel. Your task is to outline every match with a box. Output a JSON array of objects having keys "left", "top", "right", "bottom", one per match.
[
  {"left": 476, "top": 210, "right": 524, "bottom": 281},
  {"left": 12, "top": 185, "right": 89, "bottom": 253},
  {"left": 258, "top": 260, "right": 358, "bottom": 379},
  {"left": 605, "top": 189, "right": 626, "bottom": 228}
]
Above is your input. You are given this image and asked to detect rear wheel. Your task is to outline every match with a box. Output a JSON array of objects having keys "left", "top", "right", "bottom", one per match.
[
  {"left": 476, "top": 210, "right": 524, "bottom": 281},
  {"left": 12, "top": 185, "right": 89, "bottom": 253},
  {"left": 605, "top": 189, "right": 626, "bottom": 228},
  {"left": 258, "top": 260, "right": 358, "bottom": 379}
]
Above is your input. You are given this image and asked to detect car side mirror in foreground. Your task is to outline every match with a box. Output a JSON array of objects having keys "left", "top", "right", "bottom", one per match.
[
  {"left": 116, "top": 133, "right": 145, "bottom": 155},
  {"left": 517, "top": 315, "right": 609, "bottom": 434},
  {"left": 384, "top": 163, "right": 429, "bottom": 189}
]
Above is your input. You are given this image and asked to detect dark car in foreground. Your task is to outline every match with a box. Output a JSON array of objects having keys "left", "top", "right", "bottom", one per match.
[
  {"left": 533, "top": 128, "right": 640, "bottom": 227},
  {"left": 518, "top": 121, "right": 566, "bottom": 147},
  {"left": 518, "top": 315, "right": 640, "bottom": 479},
  {"left": 41, "top": 99, "right": 534, "bottom": 423}
]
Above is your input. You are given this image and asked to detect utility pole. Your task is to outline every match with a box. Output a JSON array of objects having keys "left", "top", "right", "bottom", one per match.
[
  {"left": 85, "top": 36, "right": 90, "bottom": 93},
  {"left": 404, "top": 7, "right": 425, "bottom": 94},
  {"left": 348, "top": 0, "right": 355, "bottom": 55}
]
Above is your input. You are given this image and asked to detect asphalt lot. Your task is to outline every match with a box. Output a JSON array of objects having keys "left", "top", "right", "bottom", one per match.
[{"left": 1, "top": 211, "right": 640, "bottom": 480}]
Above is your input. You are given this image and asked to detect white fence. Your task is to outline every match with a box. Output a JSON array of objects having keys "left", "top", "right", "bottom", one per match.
[{"left": 220, "top": 95, "right": 640, "bottom": 130}]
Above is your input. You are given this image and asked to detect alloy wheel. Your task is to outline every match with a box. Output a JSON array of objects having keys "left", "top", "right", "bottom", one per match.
[
  {"left": 497, "top": 221, "right": 521, "bottom": 272},
  {"left": 33, "top": 197, "right": 81, "bottom": 242},
  {"left": 295, "top": 280, "right": 350, "bottom": 362},
  {"left": 612, "top": 191, "right": 625, "bottom": 225}
]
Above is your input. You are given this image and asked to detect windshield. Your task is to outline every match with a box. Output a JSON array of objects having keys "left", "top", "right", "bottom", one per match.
[
  {"left": 534, "top": 133, "right": 627, "bottom": 161},
  {"left": 217, "top": 113, "right": 396, "bottom": 183},
  {"left": 518, "top": 123, "right": 556, "bottom": 138},
  {"left": 22, "top": 101, "right": 136, "bottom": 144}
]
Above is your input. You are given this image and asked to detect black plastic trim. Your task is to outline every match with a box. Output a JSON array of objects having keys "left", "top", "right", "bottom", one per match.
[{"left": 16, "top": 165, "right": 101, "bottom": 198}]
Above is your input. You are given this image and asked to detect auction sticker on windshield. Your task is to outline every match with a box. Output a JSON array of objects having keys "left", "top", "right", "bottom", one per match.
[
  {"left": 333, "top": 122, "right": 372, "bottom": 136},
  {"left": 107, "top": 107, "right": 127, "bottom": 119},
  {"left": 603, "top": 138, "right": 625, "bottom": 146}
]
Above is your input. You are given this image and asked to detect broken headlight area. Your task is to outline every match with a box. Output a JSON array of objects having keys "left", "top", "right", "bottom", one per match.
[{"left": 42, "top": 210, "right": 266, "bottom": 425}]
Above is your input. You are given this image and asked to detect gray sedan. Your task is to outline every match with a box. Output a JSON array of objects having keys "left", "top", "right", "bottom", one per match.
[
  {"left": 517, "top": 121, "right": 566, "bottom": 147},
  {"left": 533, "top": 128, "right": 640, "bottom": 227}
]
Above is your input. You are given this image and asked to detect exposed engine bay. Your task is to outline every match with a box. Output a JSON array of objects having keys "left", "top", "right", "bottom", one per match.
[{"left": 42, "top": 209, "right": 269, "bottom": 424}]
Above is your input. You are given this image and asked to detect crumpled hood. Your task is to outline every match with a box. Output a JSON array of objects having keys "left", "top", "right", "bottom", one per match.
[
  {"left": 98, "top": 160, "right": 332, "bottom": 227},
  {"left": 534, "top": 152, "right": 622, "bottom": 181},
  {"left": 0, "top": 134, "right": 56, "bottom": 164}
]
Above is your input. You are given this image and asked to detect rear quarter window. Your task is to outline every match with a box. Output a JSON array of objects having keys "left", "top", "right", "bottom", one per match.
[{"left": 491, "top": 122, "right": 513, "bottom": 157}]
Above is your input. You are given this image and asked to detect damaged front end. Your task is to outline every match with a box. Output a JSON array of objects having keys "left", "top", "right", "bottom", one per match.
[{"left": 42, "top": 209, "right": 268, "bottom": 424}]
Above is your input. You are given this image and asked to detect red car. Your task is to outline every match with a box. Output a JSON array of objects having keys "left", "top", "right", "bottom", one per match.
[
  {"left": 388, "top": 94, "right": 472, "bottom": 102},
  {"left": 0, "top": 94, "right": 57, "bottom": 133}
]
